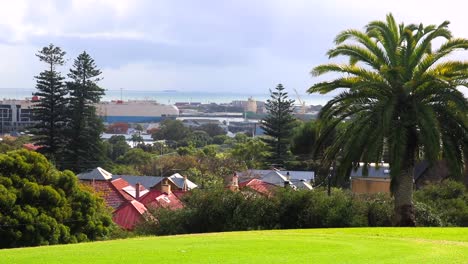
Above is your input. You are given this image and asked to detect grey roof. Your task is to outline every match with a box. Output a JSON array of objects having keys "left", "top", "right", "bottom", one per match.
[
  {"left": 77, "top": 167, "right": 113, "bottom": 181},
  {"left": 291, "top": 179, "right": 313, "bottom": 190},
  {"left": 168, "top": 173, "right": 198, "bottom": 190},
  {"left": 113, "top": 175, "right": 164, "bottom": 189},
  {"left": 350, "top": 163, "right": 390, "bottom": 178},
  {"left": 239, "top": 169, "right": 315, "bottom": 181}
]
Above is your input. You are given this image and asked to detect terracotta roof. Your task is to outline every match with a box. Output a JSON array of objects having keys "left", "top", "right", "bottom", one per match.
[
  {"left": 81, "top": 181, "right": 127, "bottom": 209},
  {"left": 239, "top": 179, "right": 278, "bottom": 196}
]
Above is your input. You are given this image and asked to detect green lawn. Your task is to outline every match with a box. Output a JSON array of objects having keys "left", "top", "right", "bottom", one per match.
[{"left": 1, "top": 228, "right": 467, "bottom": 263}]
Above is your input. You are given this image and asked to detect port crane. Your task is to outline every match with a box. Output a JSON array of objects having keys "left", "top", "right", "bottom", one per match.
[{"left": 293, "top": 88, "right": 307, "bottom": 115}]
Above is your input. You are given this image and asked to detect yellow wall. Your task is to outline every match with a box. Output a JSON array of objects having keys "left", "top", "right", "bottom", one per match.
[{"left": 351, "top": 178, "right": 390, "bottom": 194}]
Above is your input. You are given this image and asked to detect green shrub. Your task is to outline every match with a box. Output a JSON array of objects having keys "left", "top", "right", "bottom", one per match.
[
  {"left": 415, "top": 180, "right": 468, "bottom": 226},
  {"left": 414, "top": 202, "right": 444, "bottom": 227}
]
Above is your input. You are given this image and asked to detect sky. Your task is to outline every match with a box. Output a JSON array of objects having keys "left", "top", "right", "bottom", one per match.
[{"left": 0, "top": 0, "right": 467, "bottom": 95}]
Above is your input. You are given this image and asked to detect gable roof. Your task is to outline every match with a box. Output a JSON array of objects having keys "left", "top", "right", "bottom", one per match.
[
  {"left": 291, "top": 179, "right": 313, "bottom": 190},
  {"left": 239, "top": 179, "right": 277, "bottom": 196},
  {"left": 77, "top": 167, "right": 113, "bottom": 181},
  {"left": 110, "top": 178, "right": 135, "bottom": 201},
  {"left": 261, "top": 171, "right": 289, "bottom": 186},
  {"left": 238, "top": 169, "right": 315, "bottom": 181},
  {"left": 113, "top": 175, "right": 164, "bottom": 189},
  {"left": 168, "top": 173, "right": 198, "bottom": 190},
  {"left": 138, "top": 189, "right": 184, "bottom": 210},
  {"left": 113, "top": 200, "right": 148, "bottom": 230}
]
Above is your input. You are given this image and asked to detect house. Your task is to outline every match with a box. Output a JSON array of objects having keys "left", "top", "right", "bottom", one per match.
[
  {"left": 77, "top": 167, "right": 192, "bottom": 230},
  {"left": 350, "top": 163, "right": 391, "bottom": 194},
  {"left": 113, "top": 173, "right": 197, "bottom": 191},
  {"left": 113, "top": 179, "right": 184, "bottom": 230},
  {"left": 138, "top": 179, "right": 184, "bottom": 210},
  {"left": 78, "top": 167, "right": 133, "bottom": 209}
]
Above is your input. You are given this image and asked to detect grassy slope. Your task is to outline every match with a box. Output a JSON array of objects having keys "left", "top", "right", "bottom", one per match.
[{"left": 1, "top": 228, "right": 467, "bottom": 263}]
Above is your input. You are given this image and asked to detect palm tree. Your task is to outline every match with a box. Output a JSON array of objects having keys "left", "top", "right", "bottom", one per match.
[{"left": 308, "top": 14, "right": 468, "bottom": 226}]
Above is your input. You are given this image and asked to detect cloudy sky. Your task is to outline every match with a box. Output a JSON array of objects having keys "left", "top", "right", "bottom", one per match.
[{"left": 0, "top": 0, "right": 467, "bottom": 95}]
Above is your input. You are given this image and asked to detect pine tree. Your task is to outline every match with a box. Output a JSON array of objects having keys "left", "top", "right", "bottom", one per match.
[
  {"left": 32, "top": 44, "right": 68, "bottom": 165},
  {"left": 65, "top": 51, "right": 105, "bottom": 172},
  {"left": 261, "top": 84, "right": 296, "bottom": 166}
]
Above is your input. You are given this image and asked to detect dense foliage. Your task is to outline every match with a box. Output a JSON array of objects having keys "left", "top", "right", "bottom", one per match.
[
  {"left": 308, "top": 14, "right": 468, "bottom": 226},
  {"left": 261, "top": 84, "right": 297, "bottom": 166},
  {"left": 0, "top": 150, "right": 113, "bottom": 248},
  {"left": 137, "top": 180, "right": 467, "bottom": 236}
]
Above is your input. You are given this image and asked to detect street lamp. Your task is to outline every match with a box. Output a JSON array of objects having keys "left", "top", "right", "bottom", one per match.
[{"left": 328, "top": 166, "right": 333, "bottom": 196}]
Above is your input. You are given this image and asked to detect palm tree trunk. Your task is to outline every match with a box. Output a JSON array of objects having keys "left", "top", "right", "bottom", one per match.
[
  {"left": 393, "top": 130, "right": 417, "bottom": 226},
  {"left": 393, "top": 169, "right": 415, "bottom": 226}
]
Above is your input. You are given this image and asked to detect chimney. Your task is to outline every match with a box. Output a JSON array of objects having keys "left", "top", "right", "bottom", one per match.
[
  {"left": 135, "top": 182, "right": 141, "bottom": 199},
  {"left": 161, "top": 178, "right": 171, "bottom": 194},
  {"left": 229, "top": 173, "right": 239, "bottom": 191},
  {"left": 182, "top": 175, "right": 188, "bottom": 192}
]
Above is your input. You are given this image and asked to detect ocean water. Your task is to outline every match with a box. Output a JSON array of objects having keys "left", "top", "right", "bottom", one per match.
[{"left": 0, "top": 88, "right": 333, "bottom": 106}]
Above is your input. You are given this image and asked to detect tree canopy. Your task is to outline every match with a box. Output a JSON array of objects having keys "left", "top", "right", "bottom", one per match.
[{"left": 0, "top": 150, "right": 113, "bottom": 248}]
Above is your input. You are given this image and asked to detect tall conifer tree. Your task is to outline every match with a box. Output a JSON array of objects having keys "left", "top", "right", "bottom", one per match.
[
  {"left": 32, "top": 44, "right": 68, "bottom": 165},
  {"left": 261, "top": 84, "right": 296, "bottom": 166},
  {"left": 65, "top": 51, "right": 105, "bottom": 172}
]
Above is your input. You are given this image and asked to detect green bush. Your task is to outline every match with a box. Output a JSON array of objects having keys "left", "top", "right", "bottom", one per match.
[
  {"left": 0, "top": 150, "right": 114, "bottom": 248},
  {"left": 415, "top": 180, "right": 468, "bottom": 226},
  {"left": 137, "top": 181, "right": 468, "bottom": 236},
  {"left": 414, "top": 202, "right": 444, "bottom": 227}
]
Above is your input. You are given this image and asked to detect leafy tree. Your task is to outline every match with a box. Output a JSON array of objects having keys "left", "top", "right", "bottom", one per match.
[
  {"left": 104, "top": 135, "right": 130, "bottom": 161},
  {"left": 32, "top": 44, "right": 68, "bottom": 165},
  {"left": 0, "top": 150, "right": 113, "bottom": 248},
  {"left": 131, "top": 133, "right": 144, "bottom": 146},
  {"left": 65, "top": 51, "right": 105, "bottom": 173},
  {"left": 230, "top": 138, "right": 269, "bottom": 168},
  {"left": 261, "top": 84, "right": 297, "bottom": 166},
  {"left": 291, "top": 121, "right": 318, "bottom": 159},
  {"left": 117, "top": 148, "right": 152, "bottom": 167},
  {"left": 308, "top": 14, "right": 468, "bottom": 226},
  {"left": 184, "top": 130, "right": 212, "bottom": 147},
  {"left": 152, "top": 120, "right": 190, "bottom": 142},
  {"left": 196, "top": 123, "right": 226, "bottom": 137}
]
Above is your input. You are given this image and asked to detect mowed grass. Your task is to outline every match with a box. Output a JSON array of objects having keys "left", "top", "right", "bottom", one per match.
[{"left": 1, "top": 228, "right": 467, "bottom": 263}]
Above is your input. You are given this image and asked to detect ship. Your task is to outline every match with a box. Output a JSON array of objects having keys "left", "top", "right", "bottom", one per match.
[{"left": 96, "top": 100, "right": 179, "bottom": 123}]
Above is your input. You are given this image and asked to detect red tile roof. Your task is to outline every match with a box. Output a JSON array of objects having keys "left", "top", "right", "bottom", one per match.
[
  {"left": 81, "top": 180, "right": 127, "bottom": 209},
  {"left": 239, "top": 179, "right": 278, "bottom": 196}
]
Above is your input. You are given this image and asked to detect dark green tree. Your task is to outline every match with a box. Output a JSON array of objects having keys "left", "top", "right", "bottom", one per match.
[
  {"left": 196, "top": 123, "right": 226, "bottom": 137},
  {"left": 32, "top": 44, "right": 68, "bottom": 165},
  {"left": 261, "top": 84, "right": 297, "bottom": 166},
  {"left": 152, "top": 120, "right": 190, "bottom": 142},
  {"left": 0, "top": 150, "right": 113, "bottom": 248},
  {"left": 104, "top": 135, "right": 130, "bottom": 161},
  {"left": 65, "top": 51, "right": 105, "bottom": 173},
  {"left": 308, "top": 14, "right": 468, "bottom": 226}
]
